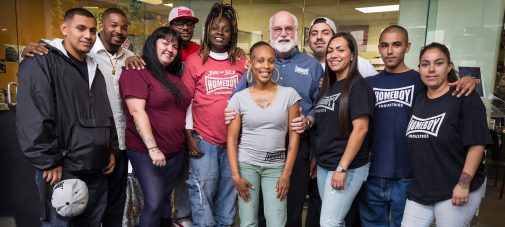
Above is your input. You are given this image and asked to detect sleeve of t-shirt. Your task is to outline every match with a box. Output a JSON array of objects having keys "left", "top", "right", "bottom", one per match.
[
  {"left": 227, "top": 91, "right": 241, "bottom": 114},
  {"left": 181, "top": 58, "right": 198, "bottom": 97},
  {"left": 119, "top": 69, "right": 149, "bottom": 99},
  {"left": 287, "top": 87, "right": 302, "bottom": 108},
  {"left": 358, "top": 57, "right": 378, "bottom": 77},
  {"left": 349, "top": 80, "right": 375, "bottom": 120},
  {"left": 460, "top": 92, "right": 493, "bottom": 147}
]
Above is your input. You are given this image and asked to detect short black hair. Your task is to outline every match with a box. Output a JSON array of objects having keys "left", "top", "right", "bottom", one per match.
[
  {"left": 102, "top": 7, "right": 127, "bottom": 21},
  {"left": 63, "top": 8, "right": 96, "bottom": 22},
  {"left": 380, "top": 25, "right": 409, "bottom": 43}
]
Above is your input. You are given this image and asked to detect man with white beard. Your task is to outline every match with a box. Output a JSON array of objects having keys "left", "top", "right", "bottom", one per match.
[{"left": 228, "top": 10, "right": 324, "bottom": 227}]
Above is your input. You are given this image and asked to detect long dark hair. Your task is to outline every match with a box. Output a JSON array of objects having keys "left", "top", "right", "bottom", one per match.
[
  {"left": 419, "top": 42, "right": 458, "bottom": 83},
  {"left": 199, "top": 3, "right": 239, "bottom": 64},
  {"left": 142, "top": 27, "right": 183, "bottom": 104},
  {"left": 317, "top": 32, "right": 363, "bottom": 135}
]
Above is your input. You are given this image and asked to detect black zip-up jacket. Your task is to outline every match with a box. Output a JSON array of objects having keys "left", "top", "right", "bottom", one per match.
[{"left": 16, "top": 39, "right": 119, "bottom": 175}]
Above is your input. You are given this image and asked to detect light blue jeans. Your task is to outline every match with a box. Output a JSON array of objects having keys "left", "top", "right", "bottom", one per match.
[
  {"left": 317, "top": 163, "right": 370, "bottom": 227},
  {"left": 187, "top": 134, "right": 237, "bottom": 227},
  {"left": 237, "top": 162, "right": 286, "bottom": 227},
  {"left": 401, "top": 180, "right": 486, "bottom": 227}
]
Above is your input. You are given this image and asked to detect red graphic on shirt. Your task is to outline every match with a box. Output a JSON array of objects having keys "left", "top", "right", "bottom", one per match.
[
  {"left": 204, "top": 70, "right": 239, "bottom": 94},
  {"left": 178, "top": 9, "right": 193, "bottom": 16}
]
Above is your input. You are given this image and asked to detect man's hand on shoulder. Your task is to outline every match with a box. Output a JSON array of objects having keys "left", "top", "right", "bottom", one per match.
[
  {"left": 449, "top": 76, "right": 477, "bottom": 97},
  {"left": 22, "top": 42, "right": 48, "bottom": 57},
  {"left": 224, "top": 107, "right": 237, "bottom": 125},
  {"left": 125, "top": 56, "right": 146, "bottom": 70}
]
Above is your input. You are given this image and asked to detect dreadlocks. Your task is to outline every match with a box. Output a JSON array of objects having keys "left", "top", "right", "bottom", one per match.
[{"left": 199, "top": 3, "right": 239, "bottom": 64}]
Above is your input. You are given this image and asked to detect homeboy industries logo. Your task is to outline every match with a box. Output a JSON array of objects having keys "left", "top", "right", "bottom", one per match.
[
  {"left": 294, "top": 66, "right": 309, "bottom": 75},
  {"left": 316, "top": 93, "right": 340, "bottom": 112},
  {"left": 406, "top": 113, "right": 446, "bottom": 139},
  {"left": 374, "top": 85, "right": 414, "bottom": 108},
  {"left": 205, "top": 70, "right": 239, "bottom": 94}
]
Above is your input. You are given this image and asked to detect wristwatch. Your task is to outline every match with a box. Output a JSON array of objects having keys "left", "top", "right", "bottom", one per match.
[
  {"left": 336, "top": 165, "right": 347, "bottom": 173},
  {"left": 306, "top": 119, "right": 313, "bottom": 130}
]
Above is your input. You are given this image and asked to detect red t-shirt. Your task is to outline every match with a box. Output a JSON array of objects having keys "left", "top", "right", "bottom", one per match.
[
  {"left": 181, "top": 41, "right": 200, "bottom": 62},
  {"left": 182, "top": 53, "right": 246, "bottom": 146},
  {"left": 119, "top": 69, "right": 191, "bottom": 154}
]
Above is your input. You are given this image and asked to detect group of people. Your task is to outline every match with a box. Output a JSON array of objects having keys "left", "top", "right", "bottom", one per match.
[{"left": 16, "top": 3, "right": 492, "bottom": 227}]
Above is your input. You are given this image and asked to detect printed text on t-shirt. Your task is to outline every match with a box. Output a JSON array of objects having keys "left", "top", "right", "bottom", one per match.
[
  {"left": 204, "top": 70, "right": 239, "bottom": 94},
  {"left": 316, "top": 93, "right": 341, "bottom": 112},
  {"left": 374, "top": 85, "right": 414, "bottom": 108},
  {"left": 406, "top": 113, "right": 446, "bottom": 138}
]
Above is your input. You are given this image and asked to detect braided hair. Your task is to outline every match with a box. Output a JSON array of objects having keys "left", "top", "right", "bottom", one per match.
[{"left": 199, "top": 3, "right": 239, "bottom": 64}]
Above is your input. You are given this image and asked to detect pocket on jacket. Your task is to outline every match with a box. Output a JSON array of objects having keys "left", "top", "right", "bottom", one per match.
[{"left": 64, "top": 119, "right": 112, "bottom": 175}]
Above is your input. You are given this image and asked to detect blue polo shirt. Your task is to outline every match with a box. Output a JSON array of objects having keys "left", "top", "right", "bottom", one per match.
[{"left": 234, "top": 48, "right": 323, "bottom": 117}]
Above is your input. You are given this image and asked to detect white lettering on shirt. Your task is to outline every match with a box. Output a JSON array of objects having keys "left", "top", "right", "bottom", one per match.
[
  {"left": 205, "top": 70, "right": 239, "bottom": 94},
  {"left": 374, "top": 85, "right": 414, "bottom": 107},
  {"left": 294, "top": 66, "right": 309, "bottom": 75},
  {"left": 316, "top": 93, "right": 340, "bottom": 112},
  {"left": 406, "top": 113, "right": 446, "bottom": 138}
]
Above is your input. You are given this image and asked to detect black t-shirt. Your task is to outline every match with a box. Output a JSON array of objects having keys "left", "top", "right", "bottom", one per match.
[
  {"left": 315, "top": 77, "right": 375, "bottom": 170},
  {"left": 406, "top": 89, "right": 492, "bottom": 205},
  {"left": 68, "top": 53, "right": 89, "bottom": 83}
]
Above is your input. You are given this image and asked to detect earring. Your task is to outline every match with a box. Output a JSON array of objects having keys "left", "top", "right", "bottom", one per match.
[
  {"left": 247, "top": 69, "right": 253, "bottom": 84},
  {"left": 271, "top": 68, "right": 280, "bottom": 83}
]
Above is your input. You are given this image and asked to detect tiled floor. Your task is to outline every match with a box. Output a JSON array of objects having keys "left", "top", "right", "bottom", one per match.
[{"left": 472, "top": 180, "right": 505, "bottom": 227}]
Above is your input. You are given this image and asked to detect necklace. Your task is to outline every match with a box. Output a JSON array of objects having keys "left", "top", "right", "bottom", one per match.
[{"left": 106, "top": 51, "right": 119, "bottom": 75}]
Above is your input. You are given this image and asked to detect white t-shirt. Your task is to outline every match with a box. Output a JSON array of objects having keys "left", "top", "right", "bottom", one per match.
[{"left": 320, "top": 56, "right": 377, "bottom": 77}]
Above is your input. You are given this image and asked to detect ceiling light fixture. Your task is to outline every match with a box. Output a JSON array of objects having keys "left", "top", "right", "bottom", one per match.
[
  {"left": 355, "top": 4, "right": 399, "bottom": 13},
  {"left": 163, "top": 3, "right": 174, "bottom": 7},
  {"left": 83, "top": 6, "right": 99, "bottom": 9},
  {"left": 137, "top": 0, "right": 163, "bottom": 5}
]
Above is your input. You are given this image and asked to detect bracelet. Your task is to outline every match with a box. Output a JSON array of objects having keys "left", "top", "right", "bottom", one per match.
[{"left": 148, "top": 146, "right": 158, "bottom": 151}]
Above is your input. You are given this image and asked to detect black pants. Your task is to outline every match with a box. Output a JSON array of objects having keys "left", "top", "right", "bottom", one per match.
[
  {"left": 305, "top": 177, "right": 322, "bottom": 227},
  {"left": 101, "top": 151, "right": 128, "bottom": 227},
  {"left": 286, "top": 136, "right": 311, "bottom": 227}
]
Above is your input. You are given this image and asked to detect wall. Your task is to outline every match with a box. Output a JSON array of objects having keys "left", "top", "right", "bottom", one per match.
[{"left": 426, "top": 0, "right": 504, "bottom": 97}]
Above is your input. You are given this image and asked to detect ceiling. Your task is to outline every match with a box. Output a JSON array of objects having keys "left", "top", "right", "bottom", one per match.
[{"left": 78, "top": 0, "right": 399, "bottom": 22}]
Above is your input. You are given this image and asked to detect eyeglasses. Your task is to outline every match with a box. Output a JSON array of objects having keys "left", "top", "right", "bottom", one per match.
[
  {"left": 271, "top": 26, "right": 296, "bottom": 35},
  {"left": 171, "top": 20, "right": 195, "bottom": 28}
]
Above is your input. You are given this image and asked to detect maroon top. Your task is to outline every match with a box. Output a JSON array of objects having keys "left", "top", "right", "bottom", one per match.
[{"left": 119, "top": 69, "right": 191, "bottom": 154}]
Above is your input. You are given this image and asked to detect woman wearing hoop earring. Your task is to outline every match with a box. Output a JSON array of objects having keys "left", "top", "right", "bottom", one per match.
[{"left": 227, "top": 41, "right": 301, "bottom": 226}]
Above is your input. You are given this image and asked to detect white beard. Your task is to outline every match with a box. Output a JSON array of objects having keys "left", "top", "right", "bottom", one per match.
[{"left": 270, "top": 36, "right": 297, "bottom": 54}]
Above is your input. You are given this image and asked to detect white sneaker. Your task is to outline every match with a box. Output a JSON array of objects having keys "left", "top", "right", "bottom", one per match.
[{"left": 173, "top": 219, "right": 192, "bottom": 227}]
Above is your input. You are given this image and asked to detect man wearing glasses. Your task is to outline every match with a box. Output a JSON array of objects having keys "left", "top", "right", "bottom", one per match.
[
  {"left": 169, "top": 7, "right": 199, "bottom": 227},
  {"left": 169, "top": 6, "right": 200, "bottom": 62}
]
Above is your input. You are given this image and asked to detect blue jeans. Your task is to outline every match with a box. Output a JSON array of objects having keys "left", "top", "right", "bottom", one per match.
[
  {"left": 401, "top": 180, "right": 486, "bottom": 227},
  {"left": 317, "top": 163, "right": 369, "bottom": 227},
  {"left": 187, "top": 135, "right": 237, "bottom": 227},
  {"left": 127, "top": 149, "right": 184, "bottom": 227},
  {"left": 237, "top": 162, "right": 286, "bottom": 227},
  {"left": 35, "top": 171, "right": 108, "bottom": 227},
  {"left": 359, "top": 176, "right": 411, "bottom": 227}
]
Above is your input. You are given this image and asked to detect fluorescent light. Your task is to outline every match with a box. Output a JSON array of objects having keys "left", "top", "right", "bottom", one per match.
[
  {"left": 355, "top": 4, "right": 399, "bottom": 13},
  {"left": 163, "top": 3, "right": 174, "bottom": 7},
  {"left": 137, "top": 0, "right": 163, "bottom": 5},
  {"left": 83, "top": 6, "right": 99, "bottom": 9}
]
